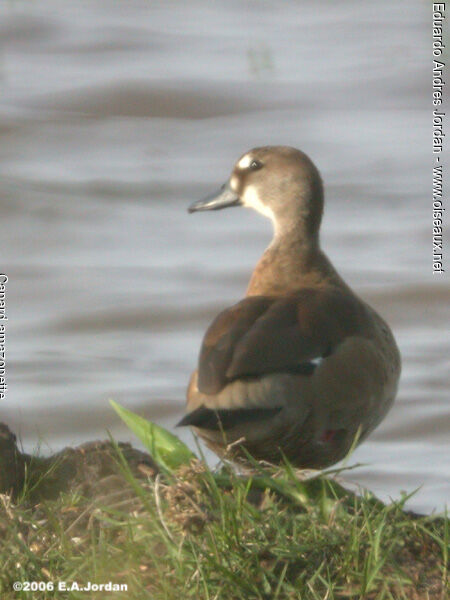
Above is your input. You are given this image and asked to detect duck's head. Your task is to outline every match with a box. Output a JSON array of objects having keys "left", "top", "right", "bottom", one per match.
[{"left": 189, "top": 146, "right": 324, "bottom": 240}]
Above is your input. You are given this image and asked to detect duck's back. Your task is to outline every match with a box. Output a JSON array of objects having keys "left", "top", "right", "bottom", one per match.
[{"left": 181, "top": 285, "right": 400, "bottom": 468}]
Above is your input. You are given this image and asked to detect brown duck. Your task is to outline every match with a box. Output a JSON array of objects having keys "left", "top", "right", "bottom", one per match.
[{"left": 177, "top": 146, "right": 401, "bottom": 469}]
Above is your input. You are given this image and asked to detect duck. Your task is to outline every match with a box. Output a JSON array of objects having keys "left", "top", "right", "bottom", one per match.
[{"left": 177, "top": 146, "right": 401, "bottom": 469}]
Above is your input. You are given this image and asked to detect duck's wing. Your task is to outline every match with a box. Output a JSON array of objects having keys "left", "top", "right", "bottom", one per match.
[{"left": 196, "top": 288, "right": 365, "bottom": 395}]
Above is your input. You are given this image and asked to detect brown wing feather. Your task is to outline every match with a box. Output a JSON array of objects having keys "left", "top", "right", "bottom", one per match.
[
  {"left": 197, "top": 296, "right": 272, "bottom": 393},
  {"left": 197, "top": 288, "right": 366, "bottom": 394}
]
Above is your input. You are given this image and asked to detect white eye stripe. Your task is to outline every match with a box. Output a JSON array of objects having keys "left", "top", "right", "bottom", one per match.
[{"left": 237, "top": 154, "right": 252, "bottom": 169}]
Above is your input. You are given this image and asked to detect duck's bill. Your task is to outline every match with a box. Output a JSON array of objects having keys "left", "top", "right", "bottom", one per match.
[{"left": 188, "top": 184, "right": 241, "bottom": 213}]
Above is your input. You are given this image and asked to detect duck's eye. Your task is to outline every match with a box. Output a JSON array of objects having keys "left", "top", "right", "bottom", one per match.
[{"left": 250, "top": 160, "right": 262, "bottom": 171}]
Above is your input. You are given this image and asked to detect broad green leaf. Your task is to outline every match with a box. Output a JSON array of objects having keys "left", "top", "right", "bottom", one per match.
[{"left": 110, "top": 400, "right": 195, "bottom": 472}]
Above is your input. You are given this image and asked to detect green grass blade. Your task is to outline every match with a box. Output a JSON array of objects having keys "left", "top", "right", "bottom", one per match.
[{"left": 109, "top": 399, "right": 195, "bottom": 472}]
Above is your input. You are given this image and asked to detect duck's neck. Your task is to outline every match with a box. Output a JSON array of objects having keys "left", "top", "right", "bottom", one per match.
[{"left": 246, "top": 225, "right": 348, "bottom": 296}]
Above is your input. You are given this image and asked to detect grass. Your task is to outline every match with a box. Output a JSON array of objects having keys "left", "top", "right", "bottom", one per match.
[{"left": 0, "top": 406, "right": 447, "bottom": 599}]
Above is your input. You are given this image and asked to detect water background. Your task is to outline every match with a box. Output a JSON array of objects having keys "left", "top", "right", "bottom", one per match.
[{"left": 0, "top": 0, "right": 448, "bottom": 513}]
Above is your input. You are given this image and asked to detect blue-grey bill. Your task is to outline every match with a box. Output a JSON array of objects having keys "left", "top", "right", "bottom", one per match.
[{"left": 188, "top": 184, "right": 241, "bottom": 213}]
